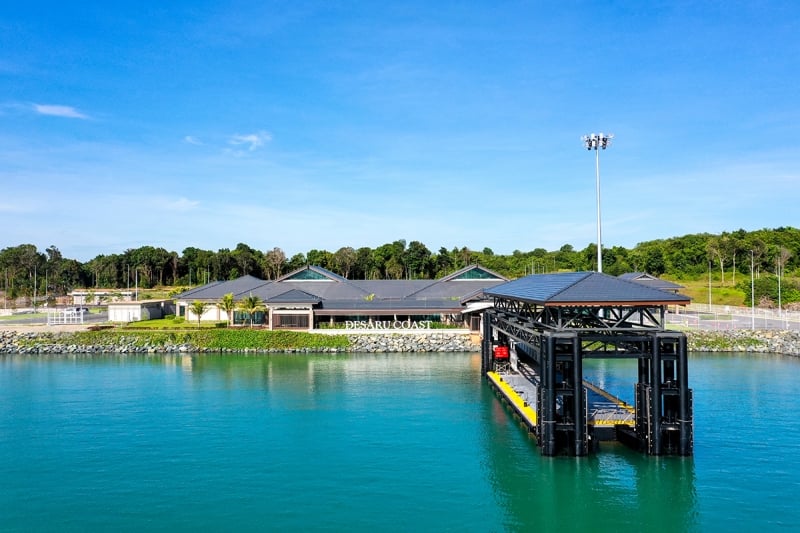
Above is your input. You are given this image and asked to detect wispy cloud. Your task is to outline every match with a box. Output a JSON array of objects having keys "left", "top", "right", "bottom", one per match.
[
  {"left": 229, "top": 130, "right": 271, "bottom": 151},
  {"left": 141, "top": 196, "right": 200, "bottom": 212},
  {"left": 32, "top": 104, "right": 89, "bottom": 119},
  {"left": 166, "top": 197, "right": 200, "bottom": 211},
  {"left": 0, "top": 201, "right": 34, "bottom": 214},
  {"left": 183, "top": 135, "right": 203, "bottom": 145}
]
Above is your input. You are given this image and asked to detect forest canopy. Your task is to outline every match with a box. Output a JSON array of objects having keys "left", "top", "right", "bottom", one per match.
[{"left": 1, "top": 228, "right": 798, "bottom": 305}]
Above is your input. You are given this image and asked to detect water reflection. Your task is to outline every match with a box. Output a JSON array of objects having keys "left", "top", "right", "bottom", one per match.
[{"left": 479, "top": 381, "right": 697, "bottom": 532}]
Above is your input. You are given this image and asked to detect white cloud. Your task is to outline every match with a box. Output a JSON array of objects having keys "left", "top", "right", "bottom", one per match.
[
  {"left": 184, "top": 135, "right": 203, "bottom": 145},
  {"left": 32, "top": 104, "right": 89, "bottom": 119},
  {"left": 0, "top": 201, "right": 34, "bottom": 214},
  {"left": 163, "top": 196, "right": 200, "bottom": 211},
  {"left": 229, "top": 130, "right": 272, "bottom": 151}
]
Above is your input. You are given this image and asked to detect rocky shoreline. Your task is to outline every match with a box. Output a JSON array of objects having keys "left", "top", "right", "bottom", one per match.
[
  {"left": 0, "top": 330, "right": 478, "bottom": 355},
  {"left": 1, "top": 329, "right": 799, "bottom": 356},
  {"left": 686, "top": 329, "right": 800, "bottom": 356}
]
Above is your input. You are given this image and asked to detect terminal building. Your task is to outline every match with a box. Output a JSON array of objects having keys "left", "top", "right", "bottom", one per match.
[{"left": 174, "top": 264, "right": 509, "bottom": 331}]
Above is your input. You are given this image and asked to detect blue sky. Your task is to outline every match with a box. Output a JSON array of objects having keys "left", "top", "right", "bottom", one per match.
[{"left": 1, "top": 1, "right": 798, "bottom": 261}]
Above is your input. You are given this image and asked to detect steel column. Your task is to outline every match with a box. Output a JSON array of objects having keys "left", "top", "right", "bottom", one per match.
[
  {"left": 481, "top": 311, "right": 493, "bottom": 375},
  {"left": 572, "top": 334, "right": 587, "bottom": 455},
  {"left": 541, "top": 334, "right": 557, "bottom": 456},
  {"left": 650, "top": 335, "right": 662, "bottom": 454},
  {"left": 678, "top": 334, "right": 693, "bottom": 455}
]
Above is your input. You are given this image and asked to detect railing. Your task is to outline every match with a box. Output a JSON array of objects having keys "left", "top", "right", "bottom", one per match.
[
  {"left": 667, "top": 304, "right": 800, "bottom": 331},
  {"left": 47, "top": 309, "right": 85, "bottom": 326}
]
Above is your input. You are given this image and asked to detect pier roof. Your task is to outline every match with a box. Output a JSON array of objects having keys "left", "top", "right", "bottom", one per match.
[{"left": 484, "top": 272, "right": 691, "bottom": 307}]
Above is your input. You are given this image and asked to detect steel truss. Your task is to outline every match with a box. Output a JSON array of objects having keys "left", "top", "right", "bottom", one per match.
[{"left": 483, "top": 300, "right": 693, "bottom": 457}]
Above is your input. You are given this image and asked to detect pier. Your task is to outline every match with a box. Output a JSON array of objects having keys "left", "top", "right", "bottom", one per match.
[{"left": 480, "top": 272, "right": 693, "bottom": 456}]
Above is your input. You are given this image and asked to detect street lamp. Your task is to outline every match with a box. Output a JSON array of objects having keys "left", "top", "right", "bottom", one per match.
[
  {"left": 582, "top": 132, "right": 613, "bottom": 273},
  {"left": 750, "top": 250, "right": 755, "bottom": 330}
]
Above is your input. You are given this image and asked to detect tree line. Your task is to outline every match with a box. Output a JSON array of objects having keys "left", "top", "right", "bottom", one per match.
[{"left": 1, "top": 227, "right": 798, "bottom": 304}]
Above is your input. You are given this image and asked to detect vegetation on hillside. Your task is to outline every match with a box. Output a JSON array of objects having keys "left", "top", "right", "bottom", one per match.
[{"left": 1, "top": 227, "right": 798, "bottom": 308}]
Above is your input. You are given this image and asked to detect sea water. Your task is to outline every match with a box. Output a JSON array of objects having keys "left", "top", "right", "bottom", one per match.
[{"left": 1, "top": 351, "right": 798, "bottom": 532}]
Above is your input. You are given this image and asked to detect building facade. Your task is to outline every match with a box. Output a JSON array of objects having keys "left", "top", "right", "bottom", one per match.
[{"left": 174, "top": 265, "right": 508, "bottom": 331}]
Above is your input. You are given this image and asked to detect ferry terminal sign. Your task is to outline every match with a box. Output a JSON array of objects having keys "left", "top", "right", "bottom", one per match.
[{"left": 345, "top": 320, "right": 432, "bottom": 330}]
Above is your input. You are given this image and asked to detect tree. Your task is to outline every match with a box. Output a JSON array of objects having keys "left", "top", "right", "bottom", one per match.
[
  {"left": 219, "top": 292, "right": 236, "bottom": 326},
  {"left": 333, "top": 247, "right": 357, "bottom": 278},
  {"left": 372, "top": 243, "right": 399, "bottom": 278},
  {"left": 354, "top": 247, "right": 376, "bottom": 279},
  {"left": 232, "top": 243, "right": 262, "bottom": 277},
  {"left": 434, "top": 247, "right": 453, "bottom": 277},
  {"left": 706, "top": 238, "right": 725, "bottom": 284},
  {"left": 306, "top": 249, "right": 332, "bottom": 269},
  {"left": 263, "top": 247, "right": 287, "bottom": 280},
  {"left": 189, "top": 300, "right": 208, "bottom": 329},
  {"left": 238, "top": 293, "right": 264, "bottom": 328},
  {"left": 404, "top": 241, "right": 431, "bottom": 279},
  {"left": 286, "top": 253, "right": 307, "bottom": 272}
]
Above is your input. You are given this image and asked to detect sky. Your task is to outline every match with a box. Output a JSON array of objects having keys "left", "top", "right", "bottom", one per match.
[{"left": 1, "top": 1, "right": 798, "bottom": 262}]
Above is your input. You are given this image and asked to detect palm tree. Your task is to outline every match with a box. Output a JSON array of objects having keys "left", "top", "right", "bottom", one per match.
[
  {"left": 237, "top": 293, "right": 264, "bottom": 328},
  {"left": 189, "top": 300, "right": 208, "bottom": 329},
  {"left": 219, "top": 292, "right": 236, "bottom": 327}
]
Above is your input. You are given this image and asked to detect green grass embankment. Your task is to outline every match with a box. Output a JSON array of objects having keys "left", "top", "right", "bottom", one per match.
[{"left": 61, "top": 329, "right": 350, "bottom": 351}]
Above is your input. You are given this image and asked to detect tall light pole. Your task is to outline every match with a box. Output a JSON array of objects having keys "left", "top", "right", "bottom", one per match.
[
  {"left": 750, "top": 250, "right": 755, "bottom": 330},
  {"left": 582, "top": 132, "right": 613, "bottom": 273}
]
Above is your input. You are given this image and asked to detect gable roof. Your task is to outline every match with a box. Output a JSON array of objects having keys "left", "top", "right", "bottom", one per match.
[
  {"left": 175, "top": 275, "right": 268, "bottom": 300},
  {"left": 176, "top": 264, "right": 512, "bottom": 312},
  {"left": 438, "top": 264, "right": 508, "bottom": 282},
  {"left": 277, "top": 265, "right": 348, "bottom": 282},
  {"left": 618, "top": 272, "right": 684, "bottom": 291},
  {"left": 484, "top": 272, "right": 690, "bottom": 306},
  {"left": 266, "top": 289, "right": 322, "bottom": 304},
  {"left": 406, "top": 264, "right": 508, "bottom": 299}
]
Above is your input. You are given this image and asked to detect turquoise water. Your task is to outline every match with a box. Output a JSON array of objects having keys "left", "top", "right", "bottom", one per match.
[{"left": 1, "top": 351, "right": 799, "bottom": 532}]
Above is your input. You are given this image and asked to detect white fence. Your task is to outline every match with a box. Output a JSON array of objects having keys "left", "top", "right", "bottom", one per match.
[
  {"left": 667, "top": 303, "right": 800, "bottom": 331},
  {"left": 47, "top": 309, "right": 85, "bottom": 326}
]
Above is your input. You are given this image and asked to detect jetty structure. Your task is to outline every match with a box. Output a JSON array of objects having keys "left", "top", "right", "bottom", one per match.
[{"left": 480, "top": 272, "right": 693, "bottom": 456}]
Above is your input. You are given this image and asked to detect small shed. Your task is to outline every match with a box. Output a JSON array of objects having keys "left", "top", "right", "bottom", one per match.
[{"left": 108, "top": 299, "right": 175, "bottom": 322}]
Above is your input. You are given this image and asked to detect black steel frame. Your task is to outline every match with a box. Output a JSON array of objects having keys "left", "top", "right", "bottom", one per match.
[{"left": 482, "top": 296, "right": 693, "bottom": 457}]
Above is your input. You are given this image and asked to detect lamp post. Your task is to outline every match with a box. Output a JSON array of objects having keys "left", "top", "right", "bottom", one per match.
[
  {"left": 581, "top": 132, "right": 613, "bottom": 273},
  {"left": 750, "top": 250, "right": 755, "bottom": 330}
]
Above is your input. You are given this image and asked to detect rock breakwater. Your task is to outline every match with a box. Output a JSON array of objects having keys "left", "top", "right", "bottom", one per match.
[
  {"left": 3, "top": 329, "right": 799, "bottom": 356},
  {"left": 687, "top": 329, "right": 800, "bottom": 356},
  {"left": 0, "top": 330, "right": 478, "bottom": 355}
]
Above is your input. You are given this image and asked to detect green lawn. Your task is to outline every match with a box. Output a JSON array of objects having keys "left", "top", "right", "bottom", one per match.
[
  {"left": 121, "top": 318, "right": 227, "bottom": 330},
  {"left": 668, "top": 278, "right": 746, "bottom": 306}
]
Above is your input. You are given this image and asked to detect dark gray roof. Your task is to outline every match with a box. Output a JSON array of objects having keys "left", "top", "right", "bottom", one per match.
[
  {"left": 410, "top": 279, "right": 506, "bottom": 299},
  {"left": 176, "top": 264, "right": 514, "bottom": 313},
  {"left": 485, "top": 272, "right": 691, "bottom": 306},
  {"left": 277, "top": 265, "right": 349, "bottom": 282},
  {"left": 437, "top": 264, "right": 508, "bottom": 282},
  {"left": 252, "top": 280, "right": 369, "bottom": 301},
  {"left": 351, "top": 280, "right": 431, "bottom": 299},
  {"left": 266, "top": 289, "right": 322, "bottom": 304},
  {"left": 314, "top": 298, "right": 462, "bottom": 315},
  {"left": 176, "top": 275, "right": 268, "bottom": 300},
  {"left": 618, "top": 272, "right": 684, "bottom": 291}
]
